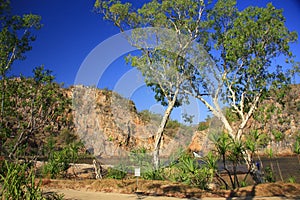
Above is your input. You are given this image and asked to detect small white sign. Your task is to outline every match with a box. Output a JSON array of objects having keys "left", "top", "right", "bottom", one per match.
[{"left": 134, "top": 167, "right": 140, "bottom": 177}]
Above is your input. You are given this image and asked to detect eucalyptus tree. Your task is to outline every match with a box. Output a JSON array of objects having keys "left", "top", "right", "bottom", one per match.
[
  {"left": 0, "top": 0, "right": 41, "bottom": 123},
  {"left": 182, "top": 0, "right": 297, "bottom": 183},
  {"left": 95, "top": 0, "right": 207, "bottom": 169}
]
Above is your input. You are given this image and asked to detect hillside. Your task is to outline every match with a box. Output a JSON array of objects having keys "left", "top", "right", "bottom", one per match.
[
  {"left": 71, "top": 85, "right": 194, "bottom": 160},
  {"left": 1, "top": 79, "right": 299, "bottom": 160}
]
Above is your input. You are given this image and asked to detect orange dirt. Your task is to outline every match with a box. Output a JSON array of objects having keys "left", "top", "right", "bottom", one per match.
[{"left": 41, "top": 179, "right": 300, "bottom": 199}]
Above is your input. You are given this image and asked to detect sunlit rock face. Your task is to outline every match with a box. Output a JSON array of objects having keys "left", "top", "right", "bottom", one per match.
[
  {"left": 72, "top": 85, "right": 194, "bottom": 160},
  {"left": 71, "top": 84, "right": 299, "bottom": 160}
]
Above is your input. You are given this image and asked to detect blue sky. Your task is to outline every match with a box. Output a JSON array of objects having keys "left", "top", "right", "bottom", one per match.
[{"left": 9, "top": 0, "right": 300, "bottom": 123}]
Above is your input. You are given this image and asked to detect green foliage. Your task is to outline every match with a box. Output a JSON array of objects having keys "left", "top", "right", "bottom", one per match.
[
  {"left": 266, "top": 148, "right": 274, "bottom": 159},
  {"left": 204, "top": 151, "right": 218, "bottom": 172},
  {"left": 0, "top": 1, "right": 41, "bottom": 78},
  {"left": 138, "top": 110, "right": 182, "bottom": 138},
  {"left": 0, "top": 161, "right": 44, "bottom": 200},
  {"left": 197, "top": 121, "right": 209, "bottom": 131},
  {"left": 106, "top": 164, "right": 128, "bottom": 180},
  {"left": 211, "top": 132, "right": 231, "bottom": 157},
  {"left": 294, "top": 140, "right": 300, "bottom": 155},
  {"left": 58, "top": 129, "right": 78, "bottom": 145},
  {"left": 264, "top": 166, "right": 276, "bottom": 183},
  {"left": 224, "top": 107, "right": 239, "bottom": 123},
  {"left": 138, "top": 110, "right": 162, "bottom": 123},
  {"left": 287, "top": 176, "right": 296, "bottom": 183},
  {"left": 142, "top": 166, "right": 165, "bottom": 180},
  {"left": 272, "top": 130, "right": 284, "bottom": 142},
  {"left": 42, "top": 150, "right": 69, "bottom": 178},
  {"left": 201, "top": 151, "right": 218, "bottom": 185},
  {"left": 129, "top": 147, "right": 164, "bottom": 180},
  {"left": 245, "top": 130, "right": 270, "bottom": 153},
  {"left": 138, "top": 110, "right": 151, "bottom": 123},
  {"left": 166, "top": 119, "right": 181, "bottom": 129},
  {"left": 240, "top": 181, "right": 248, "bottom": 187},
  {"left": 177, "top": 152, "right": 199, "bottom": 173},
  {"left": 42, "top": 142, "right": 81, "bottom": 178},
  {"left": 0, "top": 2, "right": 42, "bottom": 158},
  {"left": 210, "top": 132, "right": 248, "bottom": 189},
  {"left": 293, "top": 132, "right": 300, "bottom": 155},
  {"left": 0, "top": 1, "right": 41, "bottom": 159},
  {"left": 227, "top": 140, "right": 244, "bottom": 164},
  {"left": 0, "top": 66, "right": 73, "bottom": 159},
  {"left": 168, "top": 152, "right": 211, "bottom": 189},
  {"left": 43, "top": 193, "right": 64, "bottom": 200}
]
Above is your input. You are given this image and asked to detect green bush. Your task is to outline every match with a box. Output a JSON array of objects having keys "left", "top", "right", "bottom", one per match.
[
  {"left": 264, "top": 167, "right": 276, "bottom": 183},
  {"left": 106, "top": 164, "right": 128, "bottom": 180},
  {"left": 166, "top": 120, "right": 181, "bottom": 129},
  {"left": 168, "top": 152, "right": 211, "bottom": 189},
  {"left": 287, "top": 176, "right": 296, "bottom": 183},
  {"left": 197, "top": 121, "right": 209, "bottom": 131},
  {"left": 0, "top": 161, "right": 44, "bottom": 200},
  {"left": 42, "top": 151, "right": 69, "bottom": 178},
  {"left": 42, "top": 142, "right": 80, "bottom": 178},
  {"left": 142, "top": 166, "right": 165, "bottom": 180}
]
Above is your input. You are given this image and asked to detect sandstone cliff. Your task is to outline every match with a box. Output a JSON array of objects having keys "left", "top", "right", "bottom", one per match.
[{"left": 71, "top": 85, "right": 194, "bottom": 159}]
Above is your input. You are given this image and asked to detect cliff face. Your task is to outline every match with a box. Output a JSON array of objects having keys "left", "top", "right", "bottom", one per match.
[
  {"left": 72, "top": 86, "right": 194, "bottom": 158},
  {"left": 71, "top": 84, "right": 300, "bottom": 158},
  {"left": 5, "top": 78, "right": 298, "bottom": 159}
]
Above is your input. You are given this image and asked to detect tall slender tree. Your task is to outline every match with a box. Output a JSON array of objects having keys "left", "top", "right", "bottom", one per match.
[
  {"left": 95, "top": 0, "right": 207, "bottom": 169},
  {"left": 185, "top": 0, "right": 297, "bottom": 182}
]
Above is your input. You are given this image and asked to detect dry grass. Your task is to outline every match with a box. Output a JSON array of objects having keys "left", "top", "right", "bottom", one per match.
[{"left": 41, "top": 178, "right": 300, "bottom": 199}]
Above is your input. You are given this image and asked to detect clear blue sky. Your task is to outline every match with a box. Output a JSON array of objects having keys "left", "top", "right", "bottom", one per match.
[{"left": 9, "top": 0, "right": 300, "bottom": 123}]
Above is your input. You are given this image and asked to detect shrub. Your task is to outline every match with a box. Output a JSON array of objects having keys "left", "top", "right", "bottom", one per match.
[
  {"left": 42, "top": 142, "right": 81, "bottom": 178},
  {"left": 142, "top": 166, "right": 165, "bottom": 180},
  {"left": 287, "top": 176, "right": 296, "bottom": 183},
  {"left": 197, "top": 121, "right": 209, "bottom": 131},
  {"left": 169, "top": 152, "right": 210, "bottom": 189},
  {"left": 106, "top": 164, "right": 127, "bottom": 180},
  {"left": 0, "top": 161, "right": 44, "bottom": 200},
  {"left": 264, "top": 167, "right": 276, "bottom": 183}
]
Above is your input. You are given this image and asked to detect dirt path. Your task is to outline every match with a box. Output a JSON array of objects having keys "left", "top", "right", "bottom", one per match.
[
  {"left": 46, "top": 189, "right": 298, "bottom": 200},
  {"left": 47, "top": 189, "right": 185, "bottom": 200}
]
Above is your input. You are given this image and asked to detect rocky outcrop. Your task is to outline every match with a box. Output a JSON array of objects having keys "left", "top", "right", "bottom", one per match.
[{"left": 72, "top": 85, "right": 194, "bottom": 159}]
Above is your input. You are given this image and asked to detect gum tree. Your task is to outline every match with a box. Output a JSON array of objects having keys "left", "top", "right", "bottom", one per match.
[
  {"left": 95, "top": 0, "right": 207, "bottom": 169},
  {"left": 186, "top": 0, "right": 297, "bottom": 183}
]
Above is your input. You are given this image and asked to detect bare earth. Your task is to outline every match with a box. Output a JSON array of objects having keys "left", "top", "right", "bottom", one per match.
[
  {"left": 39, "top": 162, "right": 300, "bottom": 200},
  {"left": 45, "top": 189, "right": 297, "bottom": 200},
  {"left": 42, "top": 179, "right": 300, "bottom": 200}
]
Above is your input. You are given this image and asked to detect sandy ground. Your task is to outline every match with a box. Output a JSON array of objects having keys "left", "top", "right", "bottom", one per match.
[
  {"left": 45, "top": 189, "right": 299, "bottom": 200},
  {"left": 41, "top": 179, "right": 300, "bottom": 200}
]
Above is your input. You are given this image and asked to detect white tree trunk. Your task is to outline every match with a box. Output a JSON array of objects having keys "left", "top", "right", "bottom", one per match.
[{"left": 153, "top": 95, "right": 178, "bottom": 170}]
